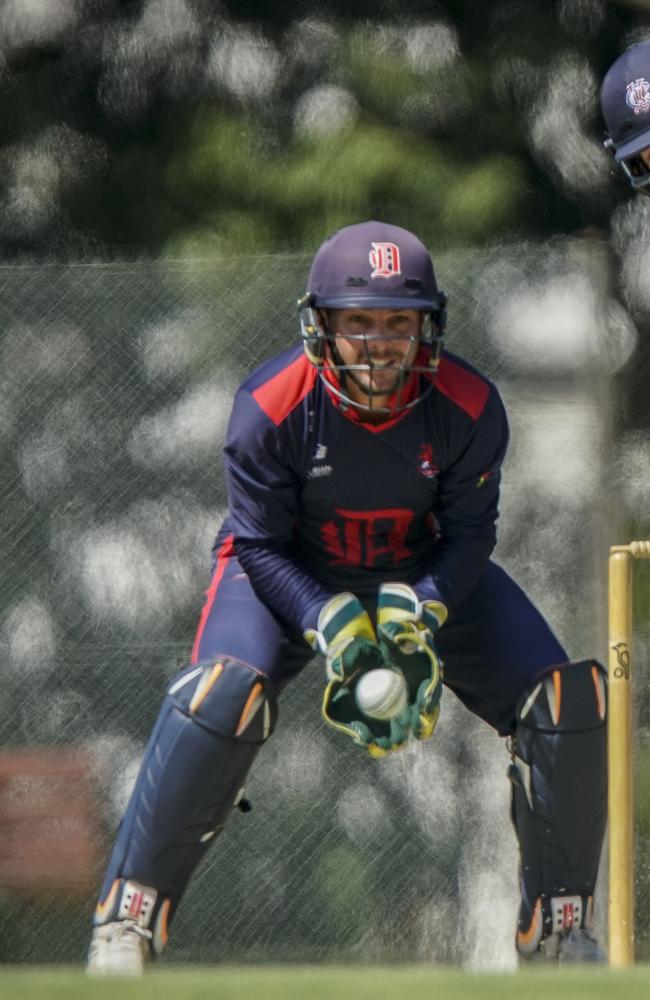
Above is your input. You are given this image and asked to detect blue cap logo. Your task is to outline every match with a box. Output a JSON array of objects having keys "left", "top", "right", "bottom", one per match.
[{"left": 625, "top": 77, "right": 650, "bottom": 115}]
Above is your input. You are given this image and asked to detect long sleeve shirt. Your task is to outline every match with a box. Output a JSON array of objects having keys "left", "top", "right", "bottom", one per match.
[{"left": 217, "top": 343, "right": 509, "bottom": 635}]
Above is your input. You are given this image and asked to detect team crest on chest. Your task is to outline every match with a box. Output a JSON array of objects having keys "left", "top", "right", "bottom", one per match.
[
  {"left": 626, "top": 77, "right": 650, "bottom": 114},
  {"left": 418, "top": 444, "right": 439, "bottom": 479},
  {"left": 369, "top": 242, "right": 401, "bottom": 278}
]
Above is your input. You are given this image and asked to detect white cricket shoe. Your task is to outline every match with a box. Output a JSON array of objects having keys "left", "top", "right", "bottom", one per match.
[
  {"left": 523, "top": 928, "right": 605, "bottom": 964},
  {"left": 87, "top": 920, "right": 151, "bottom": 976},
  {"left": 557, "top": 928, "right": 605, "bottom": 963}
]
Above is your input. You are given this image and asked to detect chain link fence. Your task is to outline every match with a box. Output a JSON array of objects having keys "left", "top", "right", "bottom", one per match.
[{"left": 0, "top": 240, "right": 643, "bottom": 966}]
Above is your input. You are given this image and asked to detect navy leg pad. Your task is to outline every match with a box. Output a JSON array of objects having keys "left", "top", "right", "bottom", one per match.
[
  {"left": 95, "top": 659, "right": 277, "bottom": 936},
  {"left": 510, "top": 660, "right": 607, "bottom": 952}
]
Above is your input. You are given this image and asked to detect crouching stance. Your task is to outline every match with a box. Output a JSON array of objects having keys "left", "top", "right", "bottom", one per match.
[
  {"left": 88, "top": 659, "right": 276, "bottom": 974},
  {"left": 88, "top": 221, "right": 608, "bottom": 972}
]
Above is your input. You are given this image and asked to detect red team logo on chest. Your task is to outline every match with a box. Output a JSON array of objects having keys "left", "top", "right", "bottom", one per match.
[
  {"left": 321, "top": 508, "right": 414, "bottom": 566},
  {"left": 418, "top": 444, "right": 439, "bottom": 479},
  {"left": 368, "top": 242, "right": 401, "bottom": 278}
]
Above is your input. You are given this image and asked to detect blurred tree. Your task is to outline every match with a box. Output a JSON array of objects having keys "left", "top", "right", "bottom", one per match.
[{"left": 0, "top": 0, "right": 644, "bottom": 260}]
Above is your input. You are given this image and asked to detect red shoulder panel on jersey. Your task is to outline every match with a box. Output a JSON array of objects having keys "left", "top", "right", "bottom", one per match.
[
  {"left": 433, "top": 356, "right": 490, "bottom": 421},
  {"left": 252, "top": 354, "right": 318, "bottom": 426}
]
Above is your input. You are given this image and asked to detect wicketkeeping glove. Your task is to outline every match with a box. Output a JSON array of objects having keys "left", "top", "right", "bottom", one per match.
[
  {"left": 377, "top": 583, "right": 447, "bottom": 741},
  {"left": 305, "top": 593, "right": 410, "bottom": 758}
]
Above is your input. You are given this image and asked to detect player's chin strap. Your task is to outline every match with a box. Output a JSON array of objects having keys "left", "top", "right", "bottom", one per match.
[{"left": 510, "top": 660, "right": 607, "bottom": 958}]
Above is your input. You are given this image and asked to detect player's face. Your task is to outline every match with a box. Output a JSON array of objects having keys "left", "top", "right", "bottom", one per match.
[
  {"left": 620, "top": 145, "right": 650, "bottom": 188},
  {"left": 639, "top": 148, "right": 650, "bottom": 170},
  {"left": 327, "top": 308, "right": 421, "bottom": 405}
]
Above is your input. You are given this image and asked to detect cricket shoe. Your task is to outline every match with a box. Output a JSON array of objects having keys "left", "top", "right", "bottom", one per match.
[
  {"left": 87, "top": 920, "right": 151, "bottom": 976},
  {"left": 517, "top": 895, "right": 605, "bottom": 965},
  {"left": 556, "top": 928, "right": 605, "bottom": 963},
  {"left": 523, "top": 927, "right": 605, "bottom": 964}
]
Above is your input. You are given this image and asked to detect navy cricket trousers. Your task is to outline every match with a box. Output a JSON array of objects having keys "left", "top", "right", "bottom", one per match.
[{"left": 192, "top": 539, "right": 568, "bottom": 737}]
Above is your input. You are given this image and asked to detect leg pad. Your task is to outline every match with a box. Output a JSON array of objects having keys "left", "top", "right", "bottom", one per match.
[
  {"left": 94, "top": 659, "right": 277, "bottom": 951},
  {"left": 510, "top": 660, "right": 607, "bottom": 955}
]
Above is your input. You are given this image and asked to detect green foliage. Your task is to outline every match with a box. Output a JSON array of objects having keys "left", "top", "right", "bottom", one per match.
[
  {"left": 336, "top": 25, "right": 473, "bottom": 124},
  {"left": 439, "top": 157, "right": 526, "bottom": 242},
  {"left": 168, "top": 115, "right": 270, "bottom": 210},
  {"left": 167, "top": 213, "right": 278, "bottom": 256},
  {"left": 165, "top": 110, "right": 525, "bottom": 254},
  {"left": 0, "top": 2, "right": 643, "bottom": 258}
]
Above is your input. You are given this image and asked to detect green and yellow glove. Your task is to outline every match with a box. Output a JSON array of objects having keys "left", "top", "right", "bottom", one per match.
[
  {"left": 377, "top": 583, "right": 447, "bottom": 741},
  {"left": 305, "top": 593, "right": 410, "bottom": 758}
]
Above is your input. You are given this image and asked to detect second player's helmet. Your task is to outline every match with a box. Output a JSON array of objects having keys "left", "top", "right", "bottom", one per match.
[
  {"left": 601, "top": 41, "right": 650, "bottom": 194},
  {"left": 298, "top": 220, "right": 447, "bottom": 412}
]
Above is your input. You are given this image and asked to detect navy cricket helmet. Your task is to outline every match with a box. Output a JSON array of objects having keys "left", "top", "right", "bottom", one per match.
[
  {"left": 601, "top": 41, "right": 650, "bottom": 194},
  {"left": 298, "top": 221, "right": 447, "bottom": 413}
]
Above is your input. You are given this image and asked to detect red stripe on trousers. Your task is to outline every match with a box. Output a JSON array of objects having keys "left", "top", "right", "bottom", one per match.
[{"left": 190, "top": 534, "right": 235, "bottom": 664}]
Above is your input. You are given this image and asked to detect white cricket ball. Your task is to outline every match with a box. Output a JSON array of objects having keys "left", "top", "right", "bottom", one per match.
[{"left": 355, "top": 668, "right": 408, "bottom": 721}]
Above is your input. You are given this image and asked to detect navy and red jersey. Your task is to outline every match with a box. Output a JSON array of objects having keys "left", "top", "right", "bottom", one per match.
[{"left": 218, "top": 344, "right": 509, "bottom": 634}]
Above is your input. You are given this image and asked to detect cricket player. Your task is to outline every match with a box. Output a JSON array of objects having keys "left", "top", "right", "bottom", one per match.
[
  {"left": 601, "top": 39, "right": 650, "bottom": 192},
  {"left": 87, "top": 221, "right": 607, "bottom": 973}
]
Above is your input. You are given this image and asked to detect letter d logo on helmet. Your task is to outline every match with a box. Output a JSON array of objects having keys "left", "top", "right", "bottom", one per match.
[{"left": 369, "top": 242, "right": 401, "bottom": 278}]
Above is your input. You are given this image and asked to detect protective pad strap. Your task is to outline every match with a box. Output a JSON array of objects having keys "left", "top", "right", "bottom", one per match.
[
  {"left": 510, "top": 660, "right": 606, "bottom": 950},
  {"left": 95, "top": 659, "right": 277, "bottom": 948}
]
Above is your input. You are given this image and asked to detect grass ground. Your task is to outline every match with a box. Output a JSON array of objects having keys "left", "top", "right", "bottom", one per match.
[{"left": 1, "top": 965, "right": 649, "bottom": 1000}]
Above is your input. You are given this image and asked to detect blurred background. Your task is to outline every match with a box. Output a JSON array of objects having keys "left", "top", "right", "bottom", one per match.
[{"left": 0, "top": 0, "right": 649, "bottom": 969}]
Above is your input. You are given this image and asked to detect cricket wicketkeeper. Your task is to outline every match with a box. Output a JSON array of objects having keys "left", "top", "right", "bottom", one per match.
[{"left": 88, "top": 221, "right": 607, "bottom": 973}]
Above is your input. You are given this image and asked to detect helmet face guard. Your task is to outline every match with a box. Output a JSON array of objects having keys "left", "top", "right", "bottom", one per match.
[
  {"left": 298, "top": 221, "right": 447, "bottom": 414},
  {"left": 298, "top": 297, "right": 446, "bottom": 414},
  {"left": 604, "top": 136, "right": 650, "bottom": 196}
]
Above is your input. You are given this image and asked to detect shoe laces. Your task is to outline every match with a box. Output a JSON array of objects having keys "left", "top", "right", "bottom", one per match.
[{"left": 113, "top": 920, "right": 153, "bottom": 942}]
